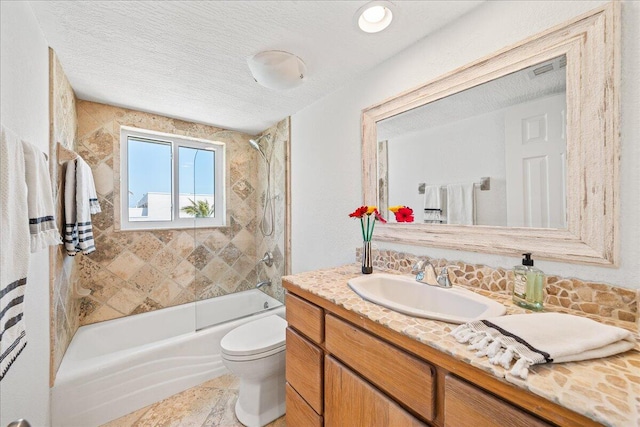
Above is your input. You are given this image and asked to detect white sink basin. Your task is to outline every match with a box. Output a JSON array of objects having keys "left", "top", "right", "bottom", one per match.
[{"left": 348, "top": 273, "right": 506, "bottom": 324}]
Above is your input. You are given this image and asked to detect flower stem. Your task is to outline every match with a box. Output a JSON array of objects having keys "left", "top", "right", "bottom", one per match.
[
  {"left": 360, "top": 217, "right": 366, "bottom": 241},
  {"left": 366, "top": 215, "right": 371, "bottom": 241}
]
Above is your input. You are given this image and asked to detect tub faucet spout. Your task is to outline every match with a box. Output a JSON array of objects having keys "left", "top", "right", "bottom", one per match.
[{"left": 256, "top": 280, "right": 272, "bottom": 289}]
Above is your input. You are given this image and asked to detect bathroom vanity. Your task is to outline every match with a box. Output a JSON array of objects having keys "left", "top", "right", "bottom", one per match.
[{"left": 283, "top": 266, "right": 639, "bottom": 427}]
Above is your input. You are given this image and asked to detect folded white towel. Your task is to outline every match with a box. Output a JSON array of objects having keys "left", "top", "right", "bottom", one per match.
[
  {"left": 0, "top": 125, "right": 30, "bottom": 380},
  {"left": 423, "top": 185, "right": 443, "bottom": 223},
  {"left": 451, "top": 313, "right": 636, "bottom": 379},
  {"left": 446, "top": 183, "right": 475, "bottom": 225},
  {"left": 64, "top": 157, "right": 101, "bottom": 256},
  {"left": 22, "top": 140, "right": 62, "bottom": 252}
]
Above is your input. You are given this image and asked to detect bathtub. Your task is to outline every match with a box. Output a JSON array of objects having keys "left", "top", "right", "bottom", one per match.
[{"left": 52, "top": 290, "right": 285, "bottom": 427}]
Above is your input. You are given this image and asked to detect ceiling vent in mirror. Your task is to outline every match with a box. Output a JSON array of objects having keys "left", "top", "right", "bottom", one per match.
[
  {"left": 247, "top": 50, "right": 306, "bottom": 90},
  {"left": 527, "top": 56, "right": 566, "bottom": 79},
  {"left": 355, "top": 1, "right": 395, "bottom": 33}
]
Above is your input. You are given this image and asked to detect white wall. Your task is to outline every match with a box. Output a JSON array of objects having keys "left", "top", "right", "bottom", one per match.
[
  {"left": 0, "top": 2, "right": 52, "bottom": 426},
  {"left": 387, "top": 108, "right": 507, "bottom": 227},
  {"left": 291, "top": 0, "right": 640, "bottom": 289}
]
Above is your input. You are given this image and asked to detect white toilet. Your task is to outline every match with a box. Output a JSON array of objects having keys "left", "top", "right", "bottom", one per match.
[{"left": 220, "top": 315, "right": 287, "bottom": 427}]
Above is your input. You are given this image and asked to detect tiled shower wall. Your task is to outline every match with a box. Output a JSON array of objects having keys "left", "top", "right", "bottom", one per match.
[
  {"left": 49, "top": 71, "right": 289, "bottom": 380},
  {"left": 49, "top": 50, "right": 79, "bottom": 382},
  {"left": 73, "top": 101, "right": 288, "bottom": 325}
]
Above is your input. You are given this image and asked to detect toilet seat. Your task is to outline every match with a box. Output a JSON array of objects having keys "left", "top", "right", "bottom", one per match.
[{"left": 221, "top": 315, "right": 286, "bottom": 361}]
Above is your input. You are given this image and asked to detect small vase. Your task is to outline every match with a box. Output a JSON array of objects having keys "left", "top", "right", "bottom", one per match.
[{"left": 361, "top": 241, "right": 373, "bottom": 274}]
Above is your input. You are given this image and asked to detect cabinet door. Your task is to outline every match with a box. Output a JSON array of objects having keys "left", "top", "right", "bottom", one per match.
[
  {"left": 286, "top": 327, "right": 323, "bottom": 414},
  {"left": 325, "top": 356, "right": 426, "bottom": 427},
  {"left": 445, "top": 375, "right": 552, "bottom": 427},
  {"left": 286, "top": 384, "right": 323, "bottom": 427},
  {"left": 325, "top": 314, "right": 435, "bottom": 422}
]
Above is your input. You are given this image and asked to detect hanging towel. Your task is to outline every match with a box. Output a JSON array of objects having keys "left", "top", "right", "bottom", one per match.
[
  {"left": 22, "top": 141, "right": 62, "bottom": 252},
  {"left": 451, "top": 313, "right": 636, "bottom": 380},
  {"left": 0, "top": 126, "right": 30, "bottom": 380},
  {"left": 446, "top": 183, "right": 475, "bottom": 225},
  {"left": 64, "top": 157, "right": 100, "bottom": 256},
  {"left": 423, "top": 185, "right": 443, "bottom": 223}
]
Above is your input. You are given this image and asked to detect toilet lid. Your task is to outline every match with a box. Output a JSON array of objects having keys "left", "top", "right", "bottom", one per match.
[{"left": 221, "top": 315, "right": 287, "bottom": 357}]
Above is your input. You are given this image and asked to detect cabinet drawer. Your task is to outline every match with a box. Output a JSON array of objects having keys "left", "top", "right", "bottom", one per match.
[
  {"left": 444, "top": 375, "right": 552, "bottom": 427},
  {"left": 286, "top": 383, "right": 323, "bottom": 427},
  {"left": 325, "top": 315, "right": 435, "bottom": 422},
  {"left": 325, "top": 356, "right": 426, "bottom": 427},
  {"left": 286, "top": 327, "right": 323, "bottom": 414},
  {"left": 286, "top": 293, "right": 324, "bottom": 344}
]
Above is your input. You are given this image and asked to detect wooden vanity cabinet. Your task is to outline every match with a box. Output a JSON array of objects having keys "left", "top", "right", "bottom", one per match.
[
  {"left": 284, "top": 286, "right": 600, "bottom": 427},
  {"left": 444, "top": 375, "right": 552, "bottom": 427},
  {"left": 285, "top": 294, "right": 325, "bottom": 424}
]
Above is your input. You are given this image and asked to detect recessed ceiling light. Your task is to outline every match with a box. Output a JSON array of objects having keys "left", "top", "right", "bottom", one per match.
[{"left": 356, "top": 1, "right": 394, "bottom": 34}]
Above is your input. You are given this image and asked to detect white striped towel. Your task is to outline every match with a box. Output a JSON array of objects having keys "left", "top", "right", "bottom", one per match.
[
  {"left": 451, "top": 313, "right": 636, "bottom": 379},
  {"left": 22, "top": 140, "right": 62, "bottom": 252},
  {"left": 64, "top": 157, "right": 101, "bottom": 255},
  {"left": 0, "top": 125, "right": 30, "bottom": 380}
]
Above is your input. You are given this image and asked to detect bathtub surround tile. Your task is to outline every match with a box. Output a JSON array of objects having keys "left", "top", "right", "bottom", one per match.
[
  {"left": 219, "top": 242, "right": 243, "bottom": 268},
  {"left": 187, "top": 244, "right": 215, "bottom": 270},
  {"left": 169, "top": 231, "right": 197, "bottom": 259},
  {"left": 170, "top": 260, "right": 198, "bottom": 288},
  {"left": 63, "top": 102, "right": 288, "bottom": 331},
  {"left": 130, "top": 265, "right": 166, "bottom": 294},
  {"left": 106, "top": 286, "right": 147, "bottom": 315},
  {"left": 202, "top": 230, "right": 231, "bottom": 254},
  {"left": 83, "top": 304, "right": 123, "bottom": 324},
  {"left": 108, "top": 251, "right": 146, "bottom": 281},
  {"left": 129, "top": 233, "right": 165, "bottom": 262},
  {"left": 148, "top": 251, "right": 182, "bottom": 279},
  {"left": 149, "top": 279, "right": 183, "bottom": 307},
  {"left": 131, "top": 298, "right": 163, "bottom": 315}
]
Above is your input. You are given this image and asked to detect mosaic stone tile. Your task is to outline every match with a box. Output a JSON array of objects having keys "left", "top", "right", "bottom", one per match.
[{"left": 200, "top": 257, "right": 229, "bottom": 282}]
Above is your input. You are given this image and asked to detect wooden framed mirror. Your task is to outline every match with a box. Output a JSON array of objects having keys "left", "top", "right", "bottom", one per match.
[{"left": 361, "top": 3, "right": 619, "bottom": 266}]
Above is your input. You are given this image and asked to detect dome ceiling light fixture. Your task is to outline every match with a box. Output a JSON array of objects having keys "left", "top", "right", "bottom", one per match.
[
  {"left": 247, "top": 50, "right": 307, "bottom": 90},
  {"left": 355, "top": 1, "right": 395, "bottom": 34}
]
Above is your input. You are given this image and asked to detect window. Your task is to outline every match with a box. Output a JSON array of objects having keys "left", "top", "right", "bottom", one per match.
[{"left": 120, "top": 126, "right": 225, "bottom": 230}]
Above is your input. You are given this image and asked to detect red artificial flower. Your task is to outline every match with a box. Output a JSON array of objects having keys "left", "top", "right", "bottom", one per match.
[
  {"left": 349, "top": 205, "right": 369, "bottom": 219},
  {"left": 374, "top": 209, "right": 387, "bottom": 224},
  {"left": 394, "top": 206, "right": 414, "bottom": 223}
]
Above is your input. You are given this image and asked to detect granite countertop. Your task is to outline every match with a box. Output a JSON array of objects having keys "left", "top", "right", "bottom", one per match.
[{"left": 283, "top": 264, "right": 640, "bottom": 427}]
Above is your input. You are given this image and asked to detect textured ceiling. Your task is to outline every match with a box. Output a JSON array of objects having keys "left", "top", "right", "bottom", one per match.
[{"left": 28, "top": 1, "right": 483, "bottom": 134}]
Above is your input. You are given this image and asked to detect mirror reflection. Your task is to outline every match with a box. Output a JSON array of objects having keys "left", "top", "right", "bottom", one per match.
[{"left": 377, "top": 55, "right": 567, "bottom": 229}]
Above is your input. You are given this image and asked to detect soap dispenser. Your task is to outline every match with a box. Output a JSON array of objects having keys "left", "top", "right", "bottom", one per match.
[{"left": 512, "top": 253, "right": 544, "bottom": 311}]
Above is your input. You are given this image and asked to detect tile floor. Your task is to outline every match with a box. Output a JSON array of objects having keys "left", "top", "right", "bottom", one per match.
[{"left": 101, "top": 374, "right": 286, "bottom": 427}]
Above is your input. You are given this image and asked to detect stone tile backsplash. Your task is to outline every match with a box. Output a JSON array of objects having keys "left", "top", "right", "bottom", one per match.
[{"left": 358, "top": 248, "right": 638, "bottom": 325}]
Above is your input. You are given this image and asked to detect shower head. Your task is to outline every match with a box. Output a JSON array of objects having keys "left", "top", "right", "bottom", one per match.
[{"left": 248, "top": 136, "right": 268, "bottom": 161}]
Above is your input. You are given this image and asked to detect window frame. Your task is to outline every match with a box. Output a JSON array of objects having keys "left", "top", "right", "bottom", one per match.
[{"left": 119, "top": 126, "right": 226, "bottom": 231}]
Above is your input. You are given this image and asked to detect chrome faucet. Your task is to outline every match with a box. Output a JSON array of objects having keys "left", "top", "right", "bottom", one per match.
[
  {"left": 256, "top": 280, "right": 272, "bottom": 289},
  {"left": 412, "top": 261, "right": 454, "bottom": 288}
]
